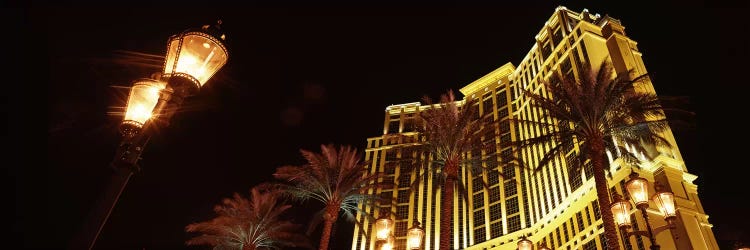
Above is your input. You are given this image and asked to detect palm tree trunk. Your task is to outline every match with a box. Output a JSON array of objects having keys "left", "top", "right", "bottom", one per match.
[
  {"left": 439, "top": 177, "right": 454, "bottom": 250},
  {"left": 318, "top": 206, "right": 338, "bottom": 250},
  {"left": 591, "top": 138, "right": 621, "bottom": 250}
]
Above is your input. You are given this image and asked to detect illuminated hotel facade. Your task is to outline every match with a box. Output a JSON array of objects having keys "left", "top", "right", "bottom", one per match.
[{"left": 351, "top": 7, "right": 718, "bottom": 250}]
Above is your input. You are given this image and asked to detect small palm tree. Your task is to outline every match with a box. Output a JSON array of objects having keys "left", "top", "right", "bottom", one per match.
[
  {"left": 513, "top": 59, "right": 689, "bottom": 249},
  {"left": 272, "top": 144, "right": 390, "bottom": 250},
  {"left": 185, "top": 186, "right": 310, "bottom": 250}
]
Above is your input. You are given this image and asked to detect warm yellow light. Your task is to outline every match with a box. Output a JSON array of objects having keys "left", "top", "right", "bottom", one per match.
[
  {"left": 611, "top": 198, "right": 633, "bottom": 228},
  {"left": 626, "top": 172, "right": 650, "bottom": 208},
  {"left": 517, "top": 237, "right": 533, "bottom": 250},
  {"left": 163, "top": 33, "right": 228, "bottom": 88},
  {"left": 374, "top": 215, "right": 394, "bottom": 241},
  {"left": 123, "top": 79, "right": 165, "bottom": 127},
  {"left": 406, "top": 221, "right": 424, "bottom": 250},
  {"left": 653, "top": 190, "right": 677, "bottom": 220},
  {"left": 381, "top": 235, "right": 395, "bottom": 250},
  {"left": 381, "top": 242, "right": 393, "bottom": 250}
]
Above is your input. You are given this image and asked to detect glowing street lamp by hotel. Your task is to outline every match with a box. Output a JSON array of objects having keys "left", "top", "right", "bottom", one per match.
[
  {"left": 72, "top": 21, "right": 229, "bottom": 250},
  {"left": 406, "top": 221, "right": 424, "bottom": 250},
  {"left": 374, "top": 211, "right": 394, "bottom": 250},
  {"left": 611, "top": 171, "right": 677, "bottom": 250},
  {"left": 516, "top": 236, "right": 550, "bottom": 250},
  {"left": 517, "top": 236, "right": 533, "bottom": 250}
]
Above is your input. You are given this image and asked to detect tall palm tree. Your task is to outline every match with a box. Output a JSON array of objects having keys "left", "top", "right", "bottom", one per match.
[
  {"left": 185, "top": 186, "right": 310, "bottom": 250},
  {"left": 272, "top": 144, "right": 390, "bottom": 250},
  {"left": 411, "top": 90, "right": 495, "bottom": 250},
  {"left": 513, "top": 59, "right": 687, "bottom": 249}
]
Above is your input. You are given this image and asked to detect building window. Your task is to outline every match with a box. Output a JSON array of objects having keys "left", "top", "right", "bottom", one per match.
[
  {"left": 583, "top": 161, "right": 594, "bottom": 181},
  {"left": 397, "top": 205, "right": 409, "bottom": 220},
  {"left": 501, "top": 148, "right": 513, "bottom": 162},
  {"left": 562, "top": 221, "right": 569, "bottom": 242},
  {"left": 483, "top": 96, "right": 493, "bottom": 115},
  {"left": 502, "top": 165, "right": 516, "bottom": 178},
  {"left": 501, "top": 133, "right": 511, "bottom": 144},
  {"left": 496, "top": 90, "right": 507, "bottom": 108},
  {"left": 380, "top": 191, "right": 393, "bottom": 201},
  {"left": 585, "top": 206, "right": 592, "bottom": 226},
  {"left": 473, "top": 193, "right": 484, "bottom": 210},
  {"left": 499, "top": 120, "right": 510, "bottom": 133},
  {"left": 474, "top": 209, "right": 485, "bottom": 226},
  {"left": 474, "top": 227, "right": 486, "bottom": 243},
  {"left": 556, "top": 227, "right": 562, "bottom": 248},
  {"left": 552, "top": 27, "right": 563, "bottom": 47},
  {"left": 489, "top": 187, "right": 501, "bottom": 203},
  {"left": 542, "top": 42, "right": 552, "bottom": 60},
  {"left": 592, "top": 201, "right": 601, "bottom": 220},
  {"left": 504, "top": 180, "right": 518, "bottom": 197},
  {"left": 398, "top": 174, "right": 411, "bottom": 187},
  {"left": 498, "top": 107, "right": 509, "bottom": 118},
  {"left": 487, "top": 169, "right": 500, "bottom": 185},
  {"left": 583, "top": 240, "right": 597, "bottom": 250},
  {"left": 506, "top": 197, "right": 519, "bottom": 215},
  {"left": 384, "top": 162, "right": 396, "bottom": 174},
  {"left": 472, "top": 177, "right": 484, "bottom": 192},
  {"left": 576, "top": 212, "right": 585, "bottom": 232},
  {"left": 395, "top": 221, "right": 408, "bottom": 237},
  {"left": 388, "top": 120, "right": 400, "bottom": 134},
  {"left": 397, "top": 190, "right": 409, "bottom": 204},
  {"left": 490, "top": 221, "right": 503, "bottom": 238},
  {"left": 507, "top": 215, "right": 521, "bottom": 233},
  {"left": 490, "top": 203, "right": 502, "bottom": 221}
]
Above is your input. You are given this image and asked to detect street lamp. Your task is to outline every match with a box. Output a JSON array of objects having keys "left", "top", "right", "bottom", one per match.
[
  {"left": 406, "top": 221, "right": 424, "bottom": 250},
  {"left": 374, "top": 211, "right": 394, "bottom": 250},
  {"left": 72, "top": 21, "right": 229, "bottom": 250},
  {"left": 611, "top": 171, "right": 677, "bottom": 250},
  {"left": 517, "top": 236, "right": 533, "bottom": 250},
  {"left": 516, "top": 235, "right": 551, "bottom": 250}
]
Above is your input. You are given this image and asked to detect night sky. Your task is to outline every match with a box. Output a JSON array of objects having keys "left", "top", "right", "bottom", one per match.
[{"left": 13, "top": 1, "right": 749, "bottom": 249}]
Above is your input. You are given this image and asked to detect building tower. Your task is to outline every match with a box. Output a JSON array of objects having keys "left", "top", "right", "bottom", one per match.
[{"left": 351, "top": 7, "right": 718, "bottom": 250}]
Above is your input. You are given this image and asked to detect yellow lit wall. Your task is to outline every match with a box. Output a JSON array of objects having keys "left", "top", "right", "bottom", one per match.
[{"left": 351, "top": 6, "right": 718, "bottom": 250}]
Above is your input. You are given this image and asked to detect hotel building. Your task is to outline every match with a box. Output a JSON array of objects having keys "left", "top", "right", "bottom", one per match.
[{"left": 351, "top": 7, "right": 718, "bottom": 250}]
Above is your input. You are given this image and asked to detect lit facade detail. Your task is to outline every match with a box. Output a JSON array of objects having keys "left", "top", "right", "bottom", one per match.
[{"left": 351, "top": 7, "right": 718, "bottom": 250}]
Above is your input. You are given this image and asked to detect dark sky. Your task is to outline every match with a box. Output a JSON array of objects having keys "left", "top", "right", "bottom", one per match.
[{"left": 12, "top": 1, "right": 749, "bottom": 249}]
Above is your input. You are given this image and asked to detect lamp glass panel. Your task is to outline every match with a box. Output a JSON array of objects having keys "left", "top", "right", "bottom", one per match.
[
  {"left": 653, "top": 192, "right": 677, "bottom": 218},
  {"left": 517, "top": 239, "right": 533, "bottom": 250},
  {"left": 375, "top": 218, "right": 393, "bottom": 241},
  {"left": 174, "top": 34, "right": 228, "bottom": 86},
  {"left": 610, "top": 200, "right": 632, "bottom": 228},
  {"left": 124, "top": 80, "right": 164, "bottom": 126},
  {"left": 163, "top": 38, "right": 180, "bottom": 75},
  {"left": 626, "top": 177, "right": 649, "bottom": 206},
  {"left": 406, "top": 227, "right": 423, "bottom": 249}
]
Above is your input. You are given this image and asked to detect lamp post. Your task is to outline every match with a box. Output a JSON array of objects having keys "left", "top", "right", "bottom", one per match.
[
  {"left": 71, "top": 21, "right": 229, "bottom": 250},
  {"left": 406, "top": 221, "right": 424, "bottom": 250},
  {"left": 611, "top": 171, "right": 677, "bottom": 250},
  {"left": 374, "top": 211, "right": 394, "bottom": 250}
]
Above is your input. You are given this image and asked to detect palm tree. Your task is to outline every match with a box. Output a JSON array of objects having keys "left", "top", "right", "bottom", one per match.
[
  {"left": 185, "top": 186, "right": 310, "bottom": 250},
  {"left": 410, "top": 90, "right": 495, "bottom": 250},
  {"left": 272, "top": 144, "right": 390, "bottom": 250},
  {"left": 513, "top": 59, "right": 687, "bottom": 249}
]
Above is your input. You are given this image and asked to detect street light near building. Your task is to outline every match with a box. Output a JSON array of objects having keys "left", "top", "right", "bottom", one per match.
[
  {"left": 611, "top": 171, "right": 677, "bottom": 250},
  {"left": 406, "top": 221, "right": 424, "bottom": 250},
  {"left": 374, "top": 211, "right": 394, "bottom": 250}
]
